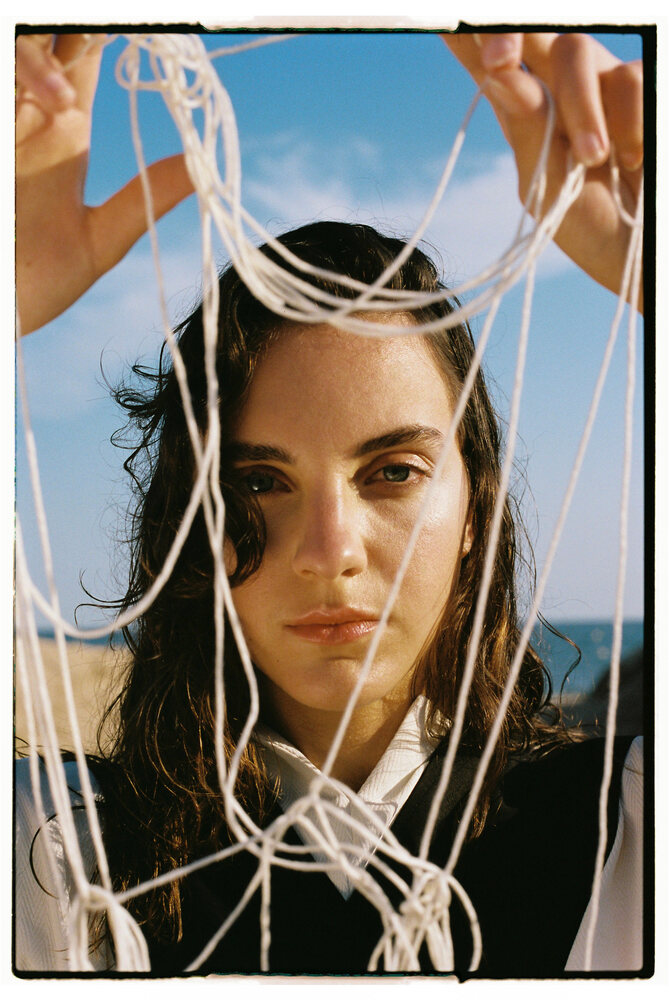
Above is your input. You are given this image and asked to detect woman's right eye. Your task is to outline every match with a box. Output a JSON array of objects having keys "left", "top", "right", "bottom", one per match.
[{"left": 241, "top": 470, "right": 280, "bottom": 495}]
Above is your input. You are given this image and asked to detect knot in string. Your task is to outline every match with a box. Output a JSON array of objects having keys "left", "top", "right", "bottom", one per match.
[
  {"left": 368, "top": 870, "right": 455, "bottom": 972},
  {"left": 68, "top": 883, "right": 151, "bottom": 972}
]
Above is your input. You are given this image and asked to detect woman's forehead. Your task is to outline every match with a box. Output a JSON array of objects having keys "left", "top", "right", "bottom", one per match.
[
  {"left": 252, "top": 318, "right": 440, "bottom": 377},
  {"left": 233, "top": 322, "right": 456, "bottom": 449}
]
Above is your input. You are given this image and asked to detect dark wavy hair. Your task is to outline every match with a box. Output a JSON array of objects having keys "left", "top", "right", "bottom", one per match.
[{"left": 92, "top": 221, "right": 567, "bottom": 946}]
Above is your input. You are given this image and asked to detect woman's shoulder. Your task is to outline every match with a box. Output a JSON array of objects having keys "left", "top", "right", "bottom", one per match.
[
  {"left": 501, "top": 734, "right": 642, "bottom": 814},
  {"left": 14, "top": 755, "right": 107, "bottom": 973},
  {"left": 15, "top": 755, "right": 105, "bottom": 888},
  {"left": 15, "top": 755, "right": 103, "bottom": 822},
  {"left": 449, "top": 735, "right": 644, "bottom": 975}
]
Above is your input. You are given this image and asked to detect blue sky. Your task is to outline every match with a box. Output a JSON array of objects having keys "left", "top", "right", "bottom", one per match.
[{"left": 15, "top": 27, "right": 646, "bottom": 630}]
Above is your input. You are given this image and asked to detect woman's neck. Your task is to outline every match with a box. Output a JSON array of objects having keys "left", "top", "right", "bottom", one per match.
[{"left": 263, "top": 687, "right": 414, "bottom": 791}]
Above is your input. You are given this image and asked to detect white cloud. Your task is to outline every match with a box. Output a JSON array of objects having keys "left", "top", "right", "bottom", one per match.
[
  {"left": 423, "top": 154, "right": 570, "bottom": 284},
  {"left": 19, "top": 144, "right": 575, "bottom": 427},
  {"left": 243, "top": 136, "right": 369, "bottom": 230},
  {"left": 242, "top": 143, "right": 571, "bottom": 286}
]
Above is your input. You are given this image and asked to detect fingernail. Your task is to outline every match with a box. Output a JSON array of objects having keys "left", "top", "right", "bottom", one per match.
[
  {"left": 481, "top": 36, "right": 517, "bottom": 70},
  {"left": 573, "top": 130, "right": 607, "bottom": 167},
  {"left": 44, "top": 71, "right": 76, "bottom": 107}
]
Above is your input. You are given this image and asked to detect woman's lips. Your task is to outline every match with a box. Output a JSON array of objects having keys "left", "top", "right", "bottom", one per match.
[{"left": 285, "top": 609, "right": 379, "bottom": 645}]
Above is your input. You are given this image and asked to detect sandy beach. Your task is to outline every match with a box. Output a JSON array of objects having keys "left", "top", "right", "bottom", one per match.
[{"left": 15, "top": 638, "right": 126, "bottom": 755}]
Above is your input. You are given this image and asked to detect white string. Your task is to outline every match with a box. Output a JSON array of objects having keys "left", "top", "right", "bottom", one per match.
[
  {"left": 443, "top": 198, "right": 643, "bottom": 882},
  {"left": 15, "top": 31, "right": 643, "bottom": 974},
  {"left": 207, "top": 33, "right": 297, "bottom": 60},
  {"left": 582, "top": 176, "right": 644, "bottom": 970}
]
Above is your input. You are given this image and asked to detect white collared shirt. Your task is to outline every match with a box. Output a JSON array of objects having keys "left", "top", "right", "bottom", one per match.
[
  {"left": 257, "top": 705, "right": 644, "bottom": 971},
  {"left": 257, "top": 696, "right": 437, "bottom": 897},
  {"left": 15, "top": 717, "right": 643, "bottom": 972}
]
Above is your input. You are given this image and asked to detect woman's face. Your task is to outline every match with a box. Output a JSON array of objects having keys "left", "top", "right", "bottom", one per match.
[{"left": 229, "top": 320, "right": 472, "bottom": 734}]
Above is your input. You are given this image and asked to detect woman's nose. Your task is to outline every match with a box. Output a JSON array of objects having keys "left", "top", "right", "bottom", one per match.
[{"left": 291, "top": 486, "right": 367, "bottom": 580}]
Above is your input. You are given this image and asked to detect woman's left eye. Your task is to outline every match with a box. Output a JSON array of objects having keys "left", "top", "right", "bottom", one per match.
[
  {"left": 380, "top": 464, "right": 412, "bottom": 483},
  {"left": 370, "top": 463, "right": 423, "bottom": 485}
]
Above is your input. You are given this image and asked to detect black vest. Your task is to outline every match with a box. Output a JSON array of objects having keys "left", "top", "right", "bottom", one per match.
[{"left": 146, "top": 737, "right": 635, "bottom": 978}]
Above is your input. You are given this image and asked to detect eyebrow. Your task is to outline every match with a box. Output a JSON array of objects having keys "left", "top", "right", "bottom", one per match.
[
  {"left": 352, "top": 424, "right": 445, "bottom": 458},
  {"left": 225, "top": 441, "right": 294, "bottom": 464},
  {"left": 225, "top": 425, "right": 445, "bottom": 465}
]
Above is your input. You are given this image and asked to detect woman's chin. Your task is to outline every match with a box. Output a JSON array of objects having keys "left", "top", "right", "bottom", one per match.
[{"left": 259, "top": 658, "right": 416, "bottom": 721}]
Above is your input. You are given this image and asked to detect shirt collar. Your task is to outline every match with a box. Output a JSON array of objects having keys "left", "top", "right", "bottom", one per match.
[{"left": 256, "top": 697, "right": 438, "bottom": 898}]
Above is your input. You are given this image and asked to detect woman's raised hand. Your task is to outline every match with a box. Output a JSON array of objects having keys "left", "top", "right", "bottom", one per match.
[
  {"left": 443, "top": 32, "right": 644, "bottom": 306},
  {"left": 16, "top": 34, "right": 194, "bottom": 335},
  {"left": 17, "top": 32, "right": 643, "bottom": 335}
]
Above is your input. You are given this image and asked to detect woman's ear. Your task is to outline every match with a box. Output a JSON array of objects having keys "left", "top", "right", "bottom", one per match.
[
  {"left": 224, "top": 536, "right": 238, "bottom": 577},
  {"left": 461, "top": 514, "right": 474, "bottom": 557}
]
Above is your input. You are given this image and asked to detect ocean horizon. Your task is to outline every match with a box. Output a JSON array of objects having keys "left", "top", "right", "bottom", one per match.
[{"left": 36, "top": 618, "right": 644, "bottom": 699}]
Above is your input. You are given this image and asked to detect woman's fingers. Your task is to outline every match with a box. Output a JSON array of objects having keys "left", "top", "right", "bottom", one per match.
[
  {"left": 53, "top": 34, "right": 106, "bottom": 114},
  {"left": 16, "top": 34, "right": 105, "bottom": 118},
  {"left": 16, "top": 33, "right": 105, "bottom": 152},
  {"left": 90, "top": 154, "right": 195, "bottom": 275},
  {"left": 443, "top": 32, "right": 547, "bottom": 116},
  {"left": 547, "top": 34, "right": 611, "bottom": 166},
  {"left": 442, "top": 30, "right": 644, "bottom": 302},
  {"left": 475, "top": 32, "right": 524, "bottom": 71},
  {"left": 444, "top": 31, "right": 639, "bottom": 171},
  {"left": 601, "top": 60, "right": 644, "bottom": 171},
  {"left": 16, "top": 31, "right": 196, "bottom": 334},
  {"left": 16, "top": 35, "right": 76, "bottom": 113}
]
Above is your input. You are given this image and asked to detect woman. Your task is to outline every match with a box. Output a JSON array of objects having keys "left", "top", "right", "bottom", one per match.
[{"left": 15, "top": 31, "right": 645, "bottom": 976}]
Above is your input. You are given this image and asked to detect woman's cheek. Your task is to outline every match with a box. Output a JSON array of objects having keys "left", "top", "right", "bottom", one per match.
[{"left": 408, "top": 491, "right": 468, "bottom": 592}]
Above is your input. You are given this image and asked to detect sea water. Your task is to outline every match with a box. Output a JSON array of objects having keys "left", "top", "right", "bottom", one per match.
[{"left": 531, "top": 619, "right": 644, "bottom": 696}]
